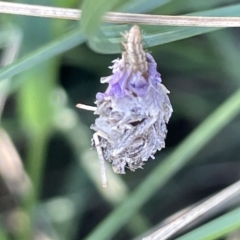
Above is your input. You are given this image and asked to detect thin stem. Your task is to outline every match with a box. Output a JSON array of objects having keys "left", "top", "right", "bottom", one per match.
[
  {"left": 76, "top": 103, "right": 97, "bottom": 112},
  {"left": 0, "top": 1, "right": 240, "bottom": 27},
  {"left": 93, "top": 133, "right": 108, "bottom": 188},
  {"left": 143, "top": 180, "right": 240, "bottom": 240}
]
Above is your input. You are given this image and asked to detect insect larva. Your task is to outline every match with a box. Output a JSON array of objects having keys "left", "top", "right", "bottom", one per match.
[{"left": 122, "top": 25, "right": 148, "bottom": 74}]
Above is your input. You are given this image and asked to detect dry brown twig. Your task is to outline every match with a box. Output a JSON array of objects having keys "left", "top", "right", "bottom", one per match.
[{"left": 0, "top": 1, "right": 240, "bottom": 27}]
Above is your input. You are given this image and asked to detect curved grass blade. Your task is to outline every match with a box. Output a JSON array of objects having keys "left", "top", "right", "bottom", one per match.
[
  {"left": 176, "top": 207, "right": 240, "bottom": 240},
  {"left": 88, "top": 4, "right": 240, "bottom": 54},
  {"left": 85, "top": 87, "right": 240, "bottom": 240},
  {"left": 0, "top": 28, "right": 85, "bottom": 82}
]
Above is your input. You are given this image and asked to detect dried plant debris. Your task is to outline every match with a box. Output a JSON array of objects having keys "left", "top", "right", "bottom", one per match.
[{"left": 77, "top": 25, "right": 172, "bottom": 187}]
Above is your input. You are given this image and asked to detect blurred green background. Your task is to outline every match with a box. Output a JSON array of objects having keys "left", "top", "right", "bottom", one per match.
[{"left": 0, "top": 0, "right": 240, "bottom": 239}]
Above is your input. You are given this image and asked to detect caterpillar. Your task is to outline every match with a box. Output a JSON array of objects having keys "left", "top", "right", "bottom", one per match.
[{"left": 121, "top": 25, "right": 148, "bottom": 74}]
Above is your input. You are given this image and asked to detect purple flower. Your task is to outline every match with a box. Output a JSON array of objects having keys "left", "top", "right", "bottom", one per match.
[{"left": 91, "top": 50, "right": 173, "bottom": 174}]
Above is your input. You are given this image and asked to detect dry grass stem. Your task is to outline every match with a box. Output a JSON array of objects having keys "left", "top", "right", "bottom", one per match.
[
  {"left": 0, "top": 1, "right": 240, "bottom": 27},
  {"left": 143, "top": 180, "right": 240, "bottom": 240}
]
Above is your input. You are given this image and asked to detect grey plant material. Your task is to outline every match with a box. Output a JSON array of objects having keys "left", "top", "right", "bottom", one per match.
[{"left": 89, "top": 25, "right": 173, "bottom": 175}]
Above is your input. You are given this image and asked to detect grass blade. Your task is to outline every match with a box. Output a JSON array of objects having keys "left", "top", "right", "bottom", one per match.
[
  {"left": 119, "top": 0, "right": 171, "bottom": 13},
  {"left": 144, "top": 180, "right": 240, "bottom": 240},
  {"left": 176, "top": 207, "right": 240, "bottom": 240},
  {"left": 0, "top": 28, "right": 84, "bottom": 81}
]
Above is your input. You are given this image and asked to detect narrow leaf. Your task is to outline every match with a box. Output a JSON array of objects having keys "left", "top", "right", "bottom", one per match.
[
  {"left": 0, "top": 29, "right": 84, "bottom": 81},
  {"left": 119, "top": 0, "right": 171, "bottom": 13}
]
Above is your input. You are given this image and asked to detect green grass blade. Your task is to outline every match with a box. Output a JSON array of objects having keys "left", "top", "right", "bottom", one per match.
[
  {"left": 80, "top": 0, "right": 123, "bottom": 37},
  {"left": 85, "top": 87, "right": 240, "bottom": 240},
  {"left": 176, "top": 207, "right": 240, "bottom": 240},
  {"left": 88, "top": 4, "right": 240, "bottom": 54},
  {"left": 0, "top": 28, "right": 84, "bottom": 81},
  {"left": 119, "top": 0, "right": 171, "bottom": 13}
]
